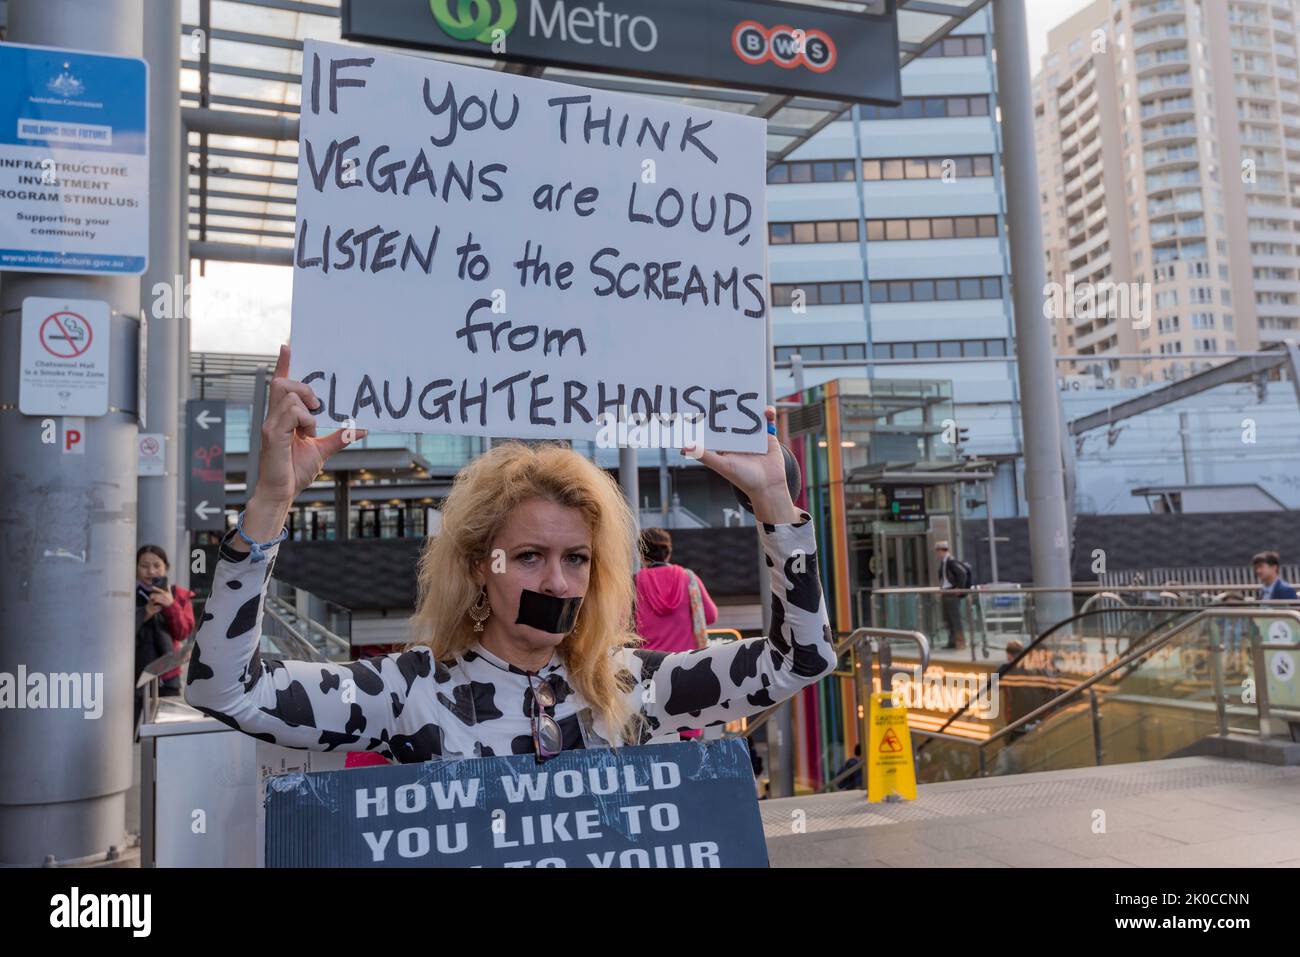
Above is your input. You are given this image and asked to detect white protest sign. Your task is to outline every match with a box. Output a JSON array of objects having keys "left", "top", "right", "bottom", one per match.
[{"left": 290, "top": 39, "right": 768, "bottom": 454}]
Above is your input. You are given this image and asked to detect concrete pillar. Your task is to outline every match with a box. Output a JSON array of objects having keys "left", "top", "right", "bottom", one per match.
[
  {"left": 138, "top": 0, "right": 182, "bottom": 571},
  {"left": 619, "top": 446, "right": 639, "bottom": 524},
  {"left": 0, "top": 0, "right": 145, "bottom": 866},
  {"left": 334, "top": 471, "right": 352, "bottom": 541},
  {"left": 993, "top": 0, "right": 1073, "bottom": 613}
]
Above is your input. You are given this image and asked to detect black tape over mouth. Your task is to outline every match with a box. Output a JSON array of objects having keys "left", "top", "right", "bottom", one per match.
[{"left": 515, "top": 589, "right": 583, "bottom": 634}]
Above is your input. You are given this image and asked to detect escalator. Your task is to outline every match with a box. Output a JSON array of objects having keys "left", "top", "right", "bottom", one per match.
[{"left": 913, "top": 604, "right": 1300, "bottom": 783}]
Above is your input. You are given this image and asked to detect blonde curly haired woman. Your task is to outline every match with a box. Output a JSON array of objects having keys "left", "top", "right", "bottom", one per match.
[{"left": 186, "top": 346, "right": 835, "bottom": 761}]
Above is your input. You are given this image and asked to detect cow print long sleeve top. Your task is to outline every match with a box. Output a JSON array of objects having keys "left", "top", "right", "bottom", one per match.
[{"left": 184, "top": 512, "right": 836, "bottom": 762}]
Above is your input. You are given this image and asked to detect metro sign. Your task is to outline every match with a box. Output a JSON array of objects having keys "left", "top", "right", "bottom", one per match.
[{"left": 342, "top": 0, "right": 901, "bottom": 106}]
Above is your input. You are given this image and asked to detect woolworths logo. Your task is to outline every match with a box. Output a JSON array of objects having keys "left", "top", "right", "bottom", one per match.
[{"left": 430, "top": 0, "right": 518, "bottom": 43}]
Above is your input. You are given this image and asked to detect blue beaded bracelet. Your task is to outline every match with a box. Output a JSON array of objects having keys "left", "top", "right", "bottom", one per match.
[{"left": 234, "top": 510, "right": 287, "bottom": 563}]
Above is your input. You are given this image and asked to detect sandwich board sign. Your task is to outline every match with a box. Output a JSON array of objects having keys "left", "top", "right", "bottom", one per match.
[
  {"left": 264, "top": 738, "right": 768, "bottom": 867},
  {"left": 289, "top": 39, "right": 769, "bottom": 454}
]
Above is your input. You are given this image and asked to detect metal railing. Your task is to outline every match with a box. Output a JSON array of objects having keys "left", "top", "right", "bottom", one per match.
[
  {"left": 727, "top": 626, "right": 931, "bottom": 794},
  {"left": 263, "top": 593, "right": 351, "bottom": 660},
  {"left": 912, "top": 607, "right": 1300, "bottom": 776}
]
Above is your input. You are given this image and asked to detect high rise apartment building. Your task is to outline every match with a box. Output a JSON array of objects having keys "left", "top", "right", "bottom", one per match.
[{"left": 1036, "top": 0, "right": 1300, "bottom": 387}]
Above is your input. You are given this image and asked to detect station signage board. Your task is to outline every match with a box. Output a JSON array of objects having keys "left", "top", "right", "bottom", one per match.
[
  {"left": 186, "top": 399, "right": 227, "bottom": 531},
  {"left": 341, "top": 0, "right": 902, "bottom": 105}
]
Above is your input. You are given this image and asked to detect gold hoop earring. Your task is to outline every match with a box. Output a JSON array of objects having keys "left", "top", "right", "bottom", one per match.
[{"left": 468, "top": 587, "right": 491, "bottom": 632}]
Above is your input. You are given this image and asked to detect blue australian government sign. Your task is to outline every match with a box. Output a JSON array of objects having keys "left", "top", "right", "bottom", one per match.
[
  {"left": 265, "top": 739, "right": 770, "bottom": 868},
  {"left": 0, "top": 42, "right": 149, "bottom": 274}
]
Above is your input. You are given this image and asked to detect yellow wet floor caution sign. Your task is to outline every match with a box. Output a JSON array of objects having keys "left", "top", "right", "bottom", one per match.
[{"left": 867, "top": 692, "right": 917, "bottom": 803}]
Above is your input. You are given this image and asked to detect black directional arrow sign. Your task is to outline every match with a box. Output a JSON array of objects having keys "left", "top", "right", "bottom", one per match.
[{"left": 186, "top": 399, "right": 227, "bottom": 531}]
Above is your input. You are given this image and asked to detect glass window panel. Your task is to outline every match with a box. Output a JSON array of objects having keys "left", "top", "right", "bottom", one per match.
[
  {"left": 928, "top": 158, "right": 946, "bottom": 178},
  {"left": 970, "top": 96, "right": 989, "bottom": 116},
  {"left": 815, "top": 221, "right": 839, "bottom": 243},
  {"left": 885, "top": 220, "right": 909, "bottom": 240},
  {"left": 813, "top": 161, "right": 835, "bottom": 183},
  {"left": 843, "top": 282, "right": 863, "bottom": 304},
  {"left": 978, "top": 216, "right": 998, "bottom": 237},
  {"left": 973, "top": 155, "right": 993, "bottom": 176},
  {"left": 982, "top": 277, "right": 1002, "bottom": 298},
  {"left": 909, "top": 219, "right": 932, "bottom": 240},
  {"left": 790, "top": 163, "right": 812, "bottom": 183},
  {"left": 931, "top": 218, "right": 954, "bottom": 239},
  {"left": 963, "top": 340, "right": 987, "bottom": 357},
  {"left": 820, "top": 283, "right": 843, "bottom": 305},
  {"left": 866, "top": 220, "right": 885, "bottom": 240},
  {"left": 824, "top": 345, "right": 846, "bottom": 360},
  {"left": 889, "top": 281, "right": 912, "bottom": 302},
  {"left": 772, "top": 285, "right": 791, "bottom": 306},
  {"left": 955, "top": 157, "right": 974, "bottom": 177},
  {"left": 903, "top": 99, "right": 925, "bottom": 118},
  {"left": 837, "top": 160, "right": 857, "bottom": 181},
  {"left": 870, "top": 282, "right": 889, "bottom": 303},
  {"left": 839, "top": 220, "right": 859, "bottom": 241},
  {"left": 882, "top": 159, "right": 905, "bottom": 179},
  {"left": 916, "top": 342, "right": 939, "bottom": 358},
  {"left": 768, "top": 164, "right": 790, "bottom": 184},
  {"left": 940, "top": 341, "right": 962, "bottom": 357},
  {"left": 893, "top": 342, "right": 915, "bottom": 359},
  {"left": 925, "top": 97, "right": 947, "bottom": 117},
  {"left": 936, "top": 279, "right": 958, "bottom": 300},
  {"left": 847, "top": 343, "right": 866, "bottom": 359},
  {"left": 863, "top": 159, "right": 882, "bottom": 180},
  {"left": 793, "top": 222, "right": 816, "bottom": 243},
  {"left": 959, "top": 278, "right": 981, "bottom": 299},
  {"left": 986, "top": 339, "right": 1007, "bottom": 356},
  {"left": 905, "top": 158, "right": 928, "bottom": 178},
  {"left": 948, "top": 97, "right": 969, "bottom": 117},
  {"left": 943, "top": 38, "right": 965, "bottom": 56},
  {"left": 770, "top": 223, "right": 793, "bottom": 244},
  {"left": 913, "top": 279, "right": 936, "bottom": 301},
  {"left": 955, "top": 217, "right": 978, "bottom": 238}
]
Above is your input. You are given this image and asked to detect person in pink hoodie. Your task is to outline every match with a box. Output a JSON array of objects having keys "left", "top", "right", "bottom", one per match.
[{"left": 634, "top": 528, "right": 718, "bottom": 654}]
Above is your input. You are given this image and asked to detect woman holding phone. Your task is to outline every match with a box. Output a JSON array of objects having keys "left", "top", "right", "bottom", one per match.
[
  {"left": 185, "top": 344, "right": 835, "bottom": 761},
  {"left": 135, "top": 544, "right": 195, "bottom": 723}
]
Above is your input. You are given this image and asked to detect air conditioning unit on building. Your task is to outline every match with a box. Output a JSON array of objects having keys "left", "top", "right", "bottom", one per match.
[{"left": 1059, "top": 374, "right": 1099, "bottom": 391}]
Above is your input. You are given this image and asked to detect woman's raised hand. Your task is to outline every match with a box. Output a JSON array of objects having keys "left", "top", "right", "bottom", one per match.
[
  {"left": 235, "top": 345, "right": 366, "bottom": 548},
  {"left": 689, "top": 405, "right": 802, "bottom": 525}
]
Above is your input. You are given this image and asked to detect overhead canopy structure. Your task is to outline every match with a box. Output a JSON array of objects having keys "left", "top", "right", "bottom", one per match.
[
  {"left": 182, "top": 0, "right": 994, "bottom": 262},
  {"left": 1067, "top": 340, "right": 1300, "bottom": 436}
]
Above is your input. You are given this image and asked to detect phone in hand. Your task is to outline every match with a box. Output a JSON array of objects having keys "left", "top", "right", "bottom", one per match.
[{"left": 150, "top": 576, "right": 169, "bottom": 592}]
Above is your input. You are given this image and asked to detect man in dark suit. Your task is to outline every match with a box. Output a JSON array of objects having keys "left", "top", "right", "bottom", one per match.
[
  {"left": 1253, "top": 551, "right": 1298, "bottom": 600},
  {"left": 935, "top": 540, "right": 969, "bottom": 650}
]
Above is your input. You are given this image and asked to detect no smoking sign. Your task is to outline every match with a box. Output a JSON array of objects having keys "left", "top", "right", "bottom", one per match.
[
  {"left": 20, "top": 296, "right": 111, "bottom": 416},
  {"left": 39, "top": 310, "right": 94, "bottom": 359}
]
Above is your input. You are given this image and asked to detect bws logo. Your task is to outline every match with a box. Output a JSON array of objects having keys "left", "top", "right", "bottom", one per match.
[
  {"left": 732, "top": 21, "right": 836, "bottom": 73},
  {"left": 431, "top": 0, "right": 517, "bottom": 44}
]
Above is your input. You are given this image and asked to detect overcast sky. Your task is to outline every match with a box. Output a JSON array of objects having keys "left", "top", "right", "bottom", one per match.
[{"left": 190, "top": 0, "right": 1102, "bottom": 357}]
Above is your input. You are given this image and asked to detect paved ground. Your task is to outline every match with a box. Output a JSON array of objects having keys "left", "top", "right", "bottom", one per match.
[{"left": 762, "top": 757, "right": 1300, "bottom": 867}]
